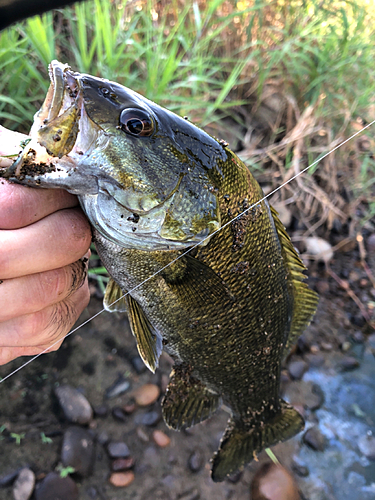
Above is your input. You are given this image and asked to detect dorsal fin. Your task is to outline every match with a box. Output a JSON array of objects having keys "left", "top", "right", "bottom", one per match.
[
  {"left": 270, "top": 206, "right": 319, "bottom": 351},
  {"left": 126, "top": 294, "right": 163, "bottom": 373}
]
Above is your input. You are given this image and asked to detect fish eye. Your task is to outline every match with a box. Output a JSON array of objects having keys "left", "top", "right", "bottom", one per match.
[{"left": 119, "top": 108, "right": 154, "bottom": 137}]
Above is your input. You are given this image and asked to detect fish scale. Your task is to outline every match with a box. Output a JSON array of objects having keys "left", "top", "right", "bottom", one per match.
[{"left": 0, "top": 60, "right": 318, "bottom": 482}]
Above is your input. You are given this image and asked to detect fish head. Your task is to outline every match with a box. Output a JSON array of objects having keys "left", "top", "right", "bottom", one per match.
[{"left": 5, "top": 60, "right": 227, "bottom": 250}]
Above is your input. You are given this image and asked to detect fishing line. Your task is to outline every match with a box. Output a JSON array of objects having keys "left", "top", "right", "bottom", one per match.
[{"left": 1, "top": 118, "right": 374, "bottom": 384}]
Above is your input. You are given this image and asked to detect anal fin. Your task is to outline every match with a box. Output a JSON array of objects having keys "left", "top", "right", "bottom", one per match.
[
  {"left": 126, "top": 295, "right": 163, "bottom": 373},
  {"left": 162, "top": 363, "right": 222, "bottom": 430},
  {"left": 211, "top": 399, "right": 304, "bottom": 482}
]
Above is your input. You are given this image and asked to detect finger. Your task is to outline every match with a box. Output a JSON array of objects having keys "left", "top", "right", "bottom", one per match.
[
  {"left": 0, "top": 181, "right": 78, "bottom": 229},
  {"left": 0, "top": 207, "right": 92, "bottom": 279},
  {"left": 0, "top": 339, "right": 64, "bottom": 366},
  {"left": 0, "top": 126, "right": 28, "bottom": 168},
  {"left": 0, "top": 257, "right": 89, "bottom": 322},
  {"left": 0, "top": 276, "right": 90, "bottom": 351}
]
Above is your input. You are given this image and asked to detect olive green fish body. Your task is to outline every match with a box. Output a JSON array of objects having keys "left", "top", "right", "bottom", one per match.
[{"left": 0, "top": 61, "right": 318, "bottom": 481}]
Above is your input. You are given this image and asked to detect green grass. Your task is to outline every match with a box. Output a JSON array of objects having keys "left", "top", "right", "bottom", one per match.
[{"left": 0, "top": 0, "right": 374, "bottom": 230}]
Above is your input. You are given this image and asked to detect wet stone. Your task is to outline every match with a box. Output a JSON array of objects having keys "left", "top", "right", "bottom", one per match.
[
  {"left": 251, "top": 463, "right": 300, "bottom": 500},
  {"left": 153, "top": 430, "right": 171, "bottom": 448},
  {"left": 13, "top": 468, "right": 35, "bottom": 500},
  {"left": 227, "top": 470, "right": 243, "bottom": 484},
  {"left": 282, "top": 381, "right": 324, "bottom": 411},
  {"left": 140, "top": 410, "right": 161, "bottom": 426},
  {"left": 291, "top": 457, "right": 309, "bottom": 477},
  {"left": 358, "top": 433, "right": 375, "bottom": 460},
  {"left": 133, "top": 384, "right": 160, "bottom": 407},
  {"left": 136, "top": 426, "right": 149, "bottom": 442},
  {"left": 0, "top": 468, "right": 21, "bottom": 487},
  {"left": 97, "top": 430, "right": 110, "bottom": 446},
  {"left": 339, "top": 356, "right": 360, "bottom": 371},
  {"left": 304, "top": 353, "right": 325, "bottom": 368},
  {"left": 111, "top": 457, "right": 135, "bottom": 472},
  {"left": 288, "top": 359, "right": 309, "bottom": 380},
  {"left": 188, "top": 450, "right": 203, "bottom": 472},
  {"left": 107, "top": 441, "right": 130, "bottom": 458},
  {"left": 55, "top": 385, "right": 93, "bottom": 424},
  {"left": 35, "top": 472, "right": 78, "bottom": 500},
  {"left": 131, "top": 355, "right": 147, "bottom": 374},
  {"left": 122, "top": 401, "right": 136, "bottom": 414},
  {"left": 61, "top": 426, "right": 95, "bottom": 477},
  {"left": 105, "top": 375, "right": 131, "bottom": 399},
  {"left": 93, "top": 404, "right": 109, "bottom": 418},
  {"left": 109, "top": 471, "right": 135, "bottom": 488},
  {"left": 112, "top": 406, "right": 128, "bottom": 422},
  {"left": 303, "top": 426, "right": 327, "bottom": 451}
]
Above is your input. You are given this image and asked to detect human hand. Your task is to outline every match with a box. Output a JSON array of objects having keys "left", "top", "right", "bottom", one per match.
[{"left": 0, "top": 126, "right": 92, "bottom": 365}]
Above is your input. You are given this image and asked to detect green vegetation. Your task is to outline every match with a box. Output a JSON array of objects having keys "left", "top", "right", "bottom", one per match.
[{"left": 0, "top": 0, "right": 374, "bottom": 231}]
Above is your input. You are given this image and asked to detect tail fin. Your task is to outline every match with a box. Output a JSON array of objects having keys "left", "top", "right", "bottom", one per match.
[{"left": 211, "top": 400, "right": 304, "bottom": 482}]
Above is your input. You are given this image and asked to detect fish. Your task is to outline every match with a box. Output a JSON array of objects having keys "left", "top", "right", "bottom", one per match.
[{"left": 0, "top": 60, "right": 318, "bottom": 481}]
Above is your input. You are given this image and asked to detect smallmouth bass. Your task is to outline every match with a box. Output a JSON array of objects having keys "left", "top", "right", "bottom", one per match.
[{"left": 0, "top": 61, "right": 318, "bottom": 481}]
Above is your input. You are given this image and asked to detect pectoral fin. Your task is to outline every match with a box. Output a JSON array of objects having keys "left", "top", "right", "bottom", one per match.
[
  {"left": 103, "top": 278, "right": 127, "bottom": 312},
  {"left": 126, "top": 295, "right": 162, "bottom": 373},
  {"left": 162, "top": 363, "right": 222, "bottom": 430}
]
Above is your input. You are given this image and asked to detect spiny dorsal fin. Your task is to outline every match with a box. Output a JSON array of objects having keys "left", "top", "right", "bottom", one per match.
[
  {"left": 211, "top": 399, "right": 304, "bottom": 482},
  {"left": 270, "top": 206, "right": 319, "bottom": 351},
  {"left": 103, "top": 278, "right": 128, "bottom": 312},
  {"left": 126, "top": 294, "right": 163, "bottom": 373},
  {"left": 162, "top": 363, "right": 222, "bottom": 430}
]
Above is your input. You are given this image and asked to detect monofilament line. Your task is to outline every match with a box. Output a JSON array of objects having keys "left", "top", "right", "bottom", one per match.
[{"left": 1, "top": 118, "right": 374, "bottom": 384}]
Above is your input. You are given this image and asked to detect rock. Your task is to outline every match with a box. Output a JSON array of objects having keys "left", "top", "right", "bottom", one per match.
[
  {"left": 304, "top": 237, "right": 333, "bottom": 263},
  {"left": 288, "top": 359, "right": 308, "bottom": 380},
  {"left": 136, "top": 427, "right": 149, "bottom": 442},
  {"left": 339, "top": 356, "right": 360, "bottom": 371},
  {"left": 358, "top": 433, "right": 375, "bottom": 460},
  {"left": 107, "top": 441, "right": 130, "bottom": 458},
  {"left": 188, "top": 450, "right": 203, "bottom": 472},
  {"left": 304, "top": 353, "right": 325, "bottom": 368},
  {"left": 283, "top": 381, "right": 324, "bottom": 411},
  {"left": 315, "top": 280, "right": 330, "bottom": 295},
  {"left": 55, "top": 385, "right": 93, "bottom": 424},
  {"left": 140, "top": 410, "right": 161, "bottom": 426},
  {"left": 140, "top": 486, "right": 172, "bottom": 500},
  {"left": 122, "top": 401, "right": 136, "bottom": 414},
  {"left": 291, "top": 457, "right": 309, "bottom": 477},
  {"left": 105, "top": 375, "right": 131, "bottom": 399},
  {"left": 111, "top": 457, "right": 135, "bottom": 472},
  {"left": 352, "top": 331, "right": 365, "bottom": 343},
  {"left": 227, "top": 470, "right": 243, "bottom": 484},
  {"left": 109, "top": 471, "right": 135, "bottom": 487},
  {"left": 250, "top": 463, "right": 300, "bottom": 500},
  {"left": 97, "top": 430, "right": 110, "bottom": 446},
  {"left": 133, "top": 384, "right": 160, "bottom": 407},
  {"left": 303, "top": 426, "right": 326, "bottom": 451},
  {"left": 131, "top": 355, "right": 147, "bottom": 374},
  {"left": 13, "top": 468, "right": 35, "bottom": 500},
  {"left": 35, "top": 472, "right": 78, "bottom": 500},
  {"left": 112, "top": 407, "right": 128, "bottom": 422},
  {"left": 93, "top": 404, "right": 109, "bottom": 418},
  {"left": 61, "top": 426, "right": 95, "bottom": 477},
  {"left": 153, "top": 430, "right": 171, "bottom": 448},
  {"left": 0, "top": 468, "right": 21, "bottom": 487}
]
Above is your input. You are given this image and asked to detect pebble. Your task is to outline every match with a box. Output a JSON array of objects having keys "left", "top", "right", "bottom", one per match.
[
  {"left": 55, "top": 385, "right": 93, "bottom": 424},
  {"left": 291, "top": 457, "right": 309, "bottom": 477},
  {"left": 141, "top": 410, "right": 161, "bottom": 426},
  {"left": 122, "top": 401, "right": 136, "bottom": 414},
  {"left": 111, "top": 457, "right": 135, "bottom": 472},
  {"left": 288, "top": 359, "right": 308, "bottom": 380},
  {"left": 352, "top": 331, "right": 365, "bottom": 343},
  {"left": 97, "top": 430, "right": 110, "bottom": 446},
  {"left": 13, "top": 468, "right": 35, "bottom": 500},
  {"left": 227, "top": 470, "right": 243, "bottom": 484},
  {"left": 251, "top": 463, "right": 300, "bottom": 500},
  {"left": 153, "top": 430, "right": 171, "bottom": 448},
  {"left": 315, "top": 280, "right": 330, "bottom": 295},
  {"left": 109, "top": 471, "right": 135, "bottom": 487},
  {"left": 107, "top": 441, "right": 130, "bottom": 458},
  {"left": 93, "top": 404, "right": 109, "bottom": 418},
  {"left": 133, "top": 384, "right": 160, "bottom": 407},
  {"left": 339, "top": 356, "right": 360, "bottom": 371},
  {"left": 112, "top": 407, "right": 128, "bottom": 422},
  {"left": 35, "top": 472, "right": 78, "bottom": 500},
  {"left": 304, "top": 353, "right": 325, "bottom": 368},
  {"left": 0, "top": 468, "right": 21, "bottom": 487},
  {"left": 61, "top": 426, "right": 95, "bottom": 477},
  {"left": 136, "top": 426, "right": 149, "bottom": 442},
  {"left": 303, "top": 426, "right": 326, "bottom": 451},
  {"left": 188, "top": 450, "right": 203, "bottom": 472},
  {"left": 105, "top": 375, "right": 131, "bottom": 399},
  {"left": 131, "top": 355, "right": 147, "bottom": 374},
  {"left": 282, "top": 381, "right": 324, "bottom": 411},
  {"left": 358, "top": 433, "right": 375, "bottom": 460},
  {"left": 304, "top": 237, "right": 333, "bottom": 263}
]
